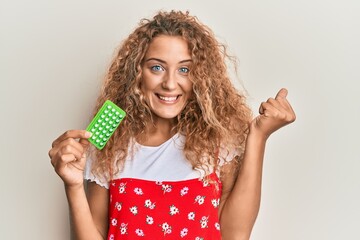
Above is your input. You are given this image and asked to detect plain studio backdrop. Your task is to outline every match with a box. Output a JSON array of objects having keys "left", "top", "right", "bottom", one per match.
[{"left": 1, "top": 0, "right": 359, "bottom": 239}]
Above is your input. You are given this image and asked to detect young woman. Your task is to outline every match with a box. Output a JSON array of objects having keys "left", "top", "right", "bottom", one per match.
[{"left": 49, "top": 11, "right": 295, "bottom": 240}]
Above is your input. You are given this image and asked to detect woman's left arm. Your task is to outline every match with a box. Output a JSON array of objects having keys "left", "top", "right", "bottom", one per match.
[{"left": 219, "top": 88, "right": 296, "bottom": 240}]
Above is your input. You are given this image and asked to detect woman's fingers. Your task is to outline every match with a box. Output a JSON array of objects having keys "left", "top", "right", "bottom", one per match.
[
  {"left": 53, "top": 152, "right": 86, "bottom": 174},
  {"left": 58, "top": 141, "right": 84, "bottom": 160},
  {"left": 259, "top": 88, "right": 296, "bottom": 123},
  {"left": 275, "top": 89, "right": 296, "bottom": 118},
  {"left": 254, "top": 88, "right": 296, "bottom": 138},
  {"left": 56, "top": 153, "right": 77, "bottom": 166},
  {"left": 49, "top": 130, "right": 92, "bottom": 186},
  {"left": 52, "top": 130, "right": 92, "bottom": 148},
  {"left": 49, "top": 137, "right": 85, "bottom": 159},
  {"left": 49, "top": 130, "right": 92, "bottom": 172},
  {"left": 275, "top": 88, "right": 288, "bottom": 99}
]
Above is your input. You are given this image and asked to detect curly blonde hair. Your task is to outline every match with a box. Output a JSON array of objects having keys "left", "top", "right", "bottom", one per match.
[{"left": 90, "top": 10, "right": 252, "bottom": 181}]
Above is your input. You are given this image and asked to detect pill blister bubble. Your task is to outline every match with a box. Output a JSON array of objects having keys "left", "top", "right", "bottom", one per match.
[{"left": 96, "top": 139, "right": 100, "bottom": 143}]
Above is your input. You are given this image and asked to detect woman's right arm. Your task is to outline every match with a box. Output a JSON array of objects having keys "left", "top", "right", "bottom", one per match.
[{"left": 49, "top": 130, "right": 108, "bottom": 240}]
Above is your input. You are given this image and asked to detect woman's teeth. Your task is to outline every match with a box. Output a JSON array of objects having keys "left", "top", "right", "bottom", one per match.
[{"left": 158, "top": 95, "right": 178, "bottom": 102}]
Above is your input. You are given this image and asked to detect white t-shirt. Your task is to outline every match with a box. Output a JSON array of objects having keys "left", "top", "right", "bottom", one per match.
[{"left": 84, "top": 133, "right": 237, "bottom": 189}]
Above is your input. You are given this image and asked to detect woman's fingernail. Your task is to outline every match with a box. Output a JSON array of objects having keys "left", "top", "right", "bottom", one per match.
[{"left": 85, "top": 131, "right": 92, "bottom": 138}]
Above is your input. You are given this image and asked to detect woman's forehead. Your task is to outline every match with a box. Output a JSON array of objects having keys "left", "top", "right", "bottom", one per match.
[{"left": 144, "top": 35, "right": 191, "bottom": 62}]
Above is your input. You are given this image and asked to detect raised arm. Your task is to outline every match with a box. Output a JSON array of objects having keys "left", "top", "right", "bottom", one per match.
[
  {"left": 219, "top": 88, "right": 296, "bottom": 240},
  {"left": 49, "top": 130, "right": 109, "bottom": 240}
]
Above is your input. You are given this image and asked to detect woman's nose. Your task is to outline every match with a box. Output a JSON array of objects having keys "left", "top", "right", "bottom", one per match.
[{"left": 162, "top": 72, "right": 177, "bottom": 90}]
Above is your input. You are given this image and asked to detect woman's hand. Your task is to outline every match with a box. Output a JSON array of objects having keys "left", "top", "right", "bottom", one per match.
[
  {"left": 251, "top": 88, "right": 296, "bottom": 140},
  {"left": 48, "top": 130, "right": 92, "bottom": 188}
]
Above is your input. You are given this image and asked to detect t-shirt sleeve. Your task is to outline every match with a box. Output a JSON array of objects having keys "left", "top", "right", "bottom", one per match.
[{"left": 84, "top": 156, "right": 109, "bottom": 189}]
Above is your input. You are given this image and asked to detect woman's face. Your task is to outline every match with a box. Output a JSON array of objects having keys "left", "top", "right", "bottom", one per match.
[{"left": 141, "top": 35, "right": 193, "bottom": 122}]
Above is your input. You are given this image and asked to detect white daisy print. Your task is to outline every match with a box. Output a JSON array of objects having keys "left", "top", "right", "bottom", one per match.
[
  {"left": 161, "top": 222, "right": 170, "bottom": 230},
  {"left": 146, "top": 215, "right": 154, "bottom": 225},
  {"left": 120, "top": 223, "right": 128, "bottom": 235},
  {"left": 195, "top": 195, "right": 205, "bottom": 205},
  {"left": 162, "top": 184, "right": 173, "bottom": 193},
  {"left": 211, "top": 198, "right": 220, "bottom": 208},
  {"left": 118, "top": 182, "right": 127, "bottom": 194},
  {"left": 200, "top": 216, "right": 209, "bottom": 228},
  {"left": 135, "top": 228, "right": 145, "bottom": 237},
  {"left": 169, "top": 205, "right": 179, "bottom": 215},
  {"left": 202, "top": 179, "right": 209, "bottom": 187},
  {"left": 160, "top": 222, "right": 172, "bottom": 235},
  {"left": 180, "top": 187, "right": 189, "bottom": 196},
  {"left": 215, "top": 222, "right": 221, "bottom": 231},
  {"left": 111, "top": 218, "right": 117, "bottom": 226},
  {"left": 108, "top": 234, "right": 114, "bottom": 240},
  {"left": 180, "top": 228, "right": 188, "bottom": 238},
  {"left": 129, "top": 206, "right": 138, "bottom": 215},
  {"left": 115, "top": 202, "right": 122, "bottom": 211},
  {"left": 134, "top": 187, "right": 143, "bottom": 195},
  {"left": 144, "top": 199, "right": 156, "bottom": 209},
  {"left": 144, "top": 199, "right": 152, "bottom": 207},
  {"left": 188, "top": 212, "right": 195, "bottom": 220}
]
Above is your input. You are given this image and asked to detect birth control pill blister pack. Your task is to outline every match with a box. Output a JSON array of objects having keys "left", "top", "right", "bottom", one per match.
[{"left": 86, "top": 100, "right": 126, "bottom": 150}]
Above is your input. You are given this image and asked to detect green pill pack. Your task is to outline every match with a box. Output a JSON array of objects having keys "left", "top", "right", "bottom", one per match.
[{"left": 86, "top": 100, "right": 126, "bottom": 150}]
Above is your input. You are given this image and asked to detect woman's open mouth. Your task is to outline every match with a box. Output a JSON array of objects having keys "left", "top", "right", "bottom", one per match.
[{"left": 156, "top": 94, "right": 181, "bottom": 103}]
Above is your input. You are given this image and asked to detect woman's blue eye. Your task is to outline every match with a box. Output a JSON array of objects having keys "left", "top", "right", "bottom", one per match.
[
  {"left": 151, "top": 65, "right": 163, "bottom": 71},
  {"left": 179, "top": 67, "right": 189, "bottom": 73}
]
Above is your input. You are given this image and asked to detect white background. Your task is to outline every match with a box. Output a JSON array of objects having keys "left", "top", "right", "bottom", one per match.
[{"left": 1, "top": 0, "right": 359, "bottom": 239}]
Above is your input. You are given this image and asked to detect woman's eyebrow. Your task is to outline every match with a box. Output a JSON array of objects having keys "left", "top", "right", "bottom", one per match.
[
  {"left": 145, "top": 58, "right": 192, "bottom": 64},
  {"left": 179, "top": 59, "right": 192, "bottom": 64},
  {"left": 145, "top": 58, "right": 166, "bottom": 63}
]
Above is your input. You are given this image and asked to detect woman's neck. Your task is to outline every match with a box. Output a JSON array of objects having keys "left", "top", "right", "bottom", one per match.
[{"left": 138, "top": 117, "right": 177, "bottom": 147}]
